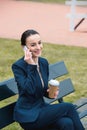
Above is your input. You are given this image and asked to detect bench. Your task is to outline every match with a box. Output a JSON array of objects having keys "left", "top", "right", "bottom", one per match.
[
  {"left": 0, "top": 61, "right": 87, "bottom": 129},
  {"left": 66, "top": 0, "right": 87, "bottom": 31}
]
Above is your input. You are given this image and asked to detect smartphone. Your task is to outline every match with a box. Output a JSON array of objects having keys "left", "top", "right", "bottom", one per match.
[
  {"left": 23, "top": 46, "right": 32, "bottom": 59},
  {"left": 23, "top": 46, "right": 28, "bottom": 52}
]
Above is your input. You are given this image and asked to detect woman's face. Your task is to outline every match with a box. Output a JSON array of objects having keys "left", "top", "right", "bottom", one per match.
[{"left": 25, "top": 34, "right": 43, "bottom": 58}]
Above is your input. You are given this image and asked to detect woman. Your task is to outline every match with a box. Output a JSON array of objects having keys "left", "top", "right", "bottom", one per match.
[{"left": 12, "top": 29, "right": 84, "bottom": 130}]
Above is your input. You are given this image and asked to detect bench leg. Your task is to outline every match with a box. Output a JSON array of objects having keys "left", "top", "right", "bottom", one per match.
[{"left": 58, "top": 98, "right": 64, "bottom": 103}]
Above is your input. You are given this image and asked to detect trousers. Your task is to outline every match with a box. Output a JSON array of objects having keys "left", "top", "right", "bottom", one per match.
[{"left": 20, "top": 102, "right": 84, "bottom": 130}]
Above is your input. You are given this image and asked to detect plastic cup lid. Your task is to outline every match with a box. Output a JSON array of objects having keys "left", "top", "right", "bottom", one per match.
[{"left": 49, "top": 79, "right": 59, "bottom": 86}]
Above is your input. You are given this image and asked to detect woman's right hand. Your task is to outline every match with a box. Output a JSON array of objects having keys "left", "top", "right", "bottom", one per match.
[{"left": 24, "top": 49, "right": 35, "bottom": 65}]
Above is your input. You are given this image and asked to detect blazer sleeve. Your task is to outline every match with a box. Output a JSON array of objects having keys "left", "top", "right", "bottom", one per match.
[
  {"left": 12, "top": 63, "right": 37, "bottom": 96},
  {"left": 43, "top": 60, "right": 49, "bottom": 97}
]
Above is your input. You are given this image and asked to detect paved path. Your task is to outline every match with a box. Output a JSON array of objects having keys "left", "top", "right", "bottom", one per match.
[{"left": 0, "top": 0, "right": 87, "bottom": 47}]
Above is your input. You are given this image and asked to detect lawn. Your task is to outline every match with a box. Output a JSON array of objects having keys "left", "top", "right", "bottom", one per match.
[
  {"left": 22, "top": 0, "right": 65, "bottom": 4},
  {"left": 0, "top": 38, "right": 87, "bottom": 130}
]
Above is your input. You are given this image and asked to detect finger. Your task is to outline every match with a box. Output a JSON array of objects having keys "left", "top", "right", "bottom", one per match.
[
  {"left": 47, "top": 89, "right": 49, "bottom": 92},
  {"left": 26, "top": 49, "right": 31, "bottom": 57},
  {"left": 54, "top": 91, "right": 59, "bottom": 97}
]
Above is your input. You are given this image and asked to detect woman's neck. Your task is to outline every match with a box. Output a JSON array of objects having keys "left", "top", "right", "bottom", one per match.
[{"left": 32, "top": 57, "right": 38, "bottom": 65}]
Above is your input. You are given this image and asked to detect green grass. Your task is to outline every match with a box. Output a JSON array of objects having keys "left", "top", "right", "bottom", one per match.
[
  {"left": 20, "top": 0, "right": 87, "bottom": 5},
  {"left": 22, "top": 0, "right": 65, "bottom": 4},
  {"left": 0, "top": 38, "right": 87, "bottom": 130}
]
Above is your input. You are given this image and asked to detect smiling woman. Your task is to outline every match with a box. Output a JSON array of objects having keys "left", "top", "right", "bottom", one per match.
[
  {"left": 11, "top": 29, "right": 84, "bottom": 130},
  {"left": 21, "top": 30, "right": 43, "bottom": 64}
]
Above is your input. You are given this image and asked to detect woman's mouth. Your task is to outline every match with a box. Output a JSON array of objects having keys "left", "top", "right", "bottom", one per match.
[{"left": 33, "top": 50, "right": 41, "bottom": 56}]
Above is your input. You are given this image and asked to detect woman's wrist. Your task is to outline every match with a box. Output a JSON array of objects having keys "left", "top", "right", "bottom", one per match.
[{"left": 24, "top": 57, "right": 38, "bottom": 65}]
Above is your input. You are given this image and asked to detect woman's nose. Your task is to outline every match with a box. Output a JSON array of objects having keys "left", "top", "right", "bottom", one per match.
[{"left": 36, "top": 44, "right": 40, "bottom": 49}]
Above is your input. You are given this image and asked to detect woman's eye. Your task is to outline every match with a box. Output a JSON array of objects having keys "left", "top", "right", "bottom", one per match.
[
  {"left": 31, "top": 44, "right": 35, "bottom": 47},
  {"left": 38, "top": 41, "right": 42, "bottom": 44}
]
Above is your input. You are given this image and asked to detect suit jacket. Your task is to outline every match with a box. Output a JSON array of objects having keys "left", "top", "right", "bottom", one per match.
[{"left": 12, "top": 57, "right": 49, "bottom": 123}]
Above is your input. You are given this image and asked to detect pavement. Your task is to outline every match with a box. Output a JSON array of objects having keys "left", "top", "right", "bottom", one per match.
[{"left": 0, "top": 0, "right": 87, "bottom": 47}]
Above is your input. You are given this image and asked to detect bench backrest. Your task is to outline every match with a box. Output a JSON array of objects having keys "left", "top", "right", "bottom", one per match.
[
  {"left": 0, "top": 78, "right": 18, "bottom": 129},
  {"left": 0, "top": 61, "right": 75, "bottom": 129}
]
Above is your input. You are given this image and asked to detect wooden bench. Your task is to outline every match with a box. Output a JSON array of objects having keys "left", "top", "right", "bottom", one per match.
[{"left": 0, "top": 61, "right": 87, "bottom": 129}]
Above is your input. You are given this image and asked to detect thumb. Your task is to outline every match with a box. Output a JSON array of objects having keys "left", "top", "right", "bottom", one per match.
[{"left": 47, "top": 89, "right": 49, "bottom": 92}]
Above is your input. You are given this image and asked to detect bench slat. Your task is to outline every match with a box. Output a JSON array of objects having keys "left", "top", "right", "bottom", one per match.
[
  {"left": 49, "top": 61, "right": 68, "bottom": 80},
  {"left": 0, "top": 102, "right": 16, "bottom": 129},
  {"left": 0, "top": 78, "right": 18, "bottom": 101},
  {"left": 79, "top": 110, "right": 87, "bottom": 119}
]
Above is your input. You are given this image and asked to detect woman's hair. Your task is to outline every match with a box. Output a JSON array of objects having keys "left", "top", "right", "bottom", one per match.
[{"left": 21, "top": 29, "right": 39, "bottom": 45}]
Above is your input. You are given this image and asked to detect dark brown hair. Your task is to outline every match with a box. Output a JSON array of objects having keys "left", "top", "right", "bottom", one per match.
[{"left": 21, "top": 29, "right": 39, "bottom": 45}]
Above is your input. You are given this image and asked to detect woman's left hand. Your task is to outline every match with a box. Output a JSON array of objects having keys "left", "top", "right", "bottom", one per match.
[
  {"left": 54, "top": 90, "right": 59, "bottom": 98},
  {"left": 47, "top": 89, "right": 59, "bottom": 99}
]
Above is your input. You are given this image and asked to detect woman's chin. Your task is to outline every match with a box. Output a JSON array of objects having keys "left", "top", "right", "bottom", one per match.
[
  {"left": 33, "top": 54, "right": 41, "bottom": 58},
  {"left": 34, "top": 53, "right": 41, "bottom": 57}
]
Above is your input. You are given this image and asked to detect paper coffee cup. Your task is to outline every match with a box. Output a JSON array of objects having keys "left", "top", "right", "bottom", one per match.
[{"left": 48, "top": 79, "right": 59, "bottom": 98}]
